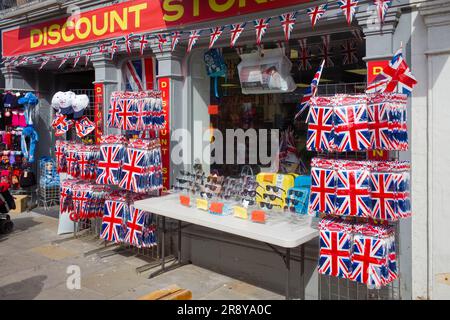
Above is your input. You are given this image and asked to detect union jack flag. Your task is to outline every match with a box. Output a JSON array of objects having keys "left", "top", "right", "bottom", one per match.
[
  {"left": 125, "top": 58, "right": 156, "bottom": 92},
  {"left": 341, "top": 40, "right": 358, "bottom": 65},
  {"left": 318, "top": 229, "right": 352, "bottom": 278},
  {"left": 101, "top": 200, "right": 125, "bottom": 244},
  {"left": 58, "top": 54, "right": 70, "bottom": 69},
  {"left": 52, "top": 115, "right": 73, "bottom": 137},
  {"left": 187, "top": 30, "right": 201, "bottom": 53},
  {"left": 307, "top": 4, "right": 328, "bottom": 28},
  {"left": 117, "top": 98, "right": 137, "bottom": 131},
  {"left": 39, "top": 55, "right": 51, "bottom": 70},
  {"left": 230, "top": 23, "right": 246, "bottom": 48},
  {"left": 334, "top": 104, "right": 371, "bottom": 152},
  {"left": 97, "top": 145, "right": 124, "bottom": 185},
  {"left": 279, "top": 12, "right": 297, "bottom": 42},
  {"left": 298, "top": 39, "right": 312, "bottom": 71},
  {"left": 125, "top": 34, "right": 133, "bottom": 54},
  {"left": 119, "top": 148, "right": 147, "bottom": 193},
  {"left": 139, "top": 35, "right": 149, "bottom": 55},
  {"left": 85, "top": 48, "right": 93, "bottom": 67},
  {"left": 73, "top": 52, "right": 81, "bottom": 68},
  {"left": 350, "top": 235, "right": 387, "bottom": 288},
  {"left": 370, "top": 172, "right": 398, "bottom": 221},
  {"left": 124, "top": 206, "right": 145, "bottom": 247},
  {"left": 368, "top": 102, "right": 391, "bottom": 150},
  {"left": 75, "top": 117, "right": 96, "bottom": 138},
  {"left": 374, "top": 0, "right": 392, "bottom": 24},
  {"left": 338, "top": 0, "right": 359, "bottom": 25},
  {"left": 171, "top": 31, "right": 181, "bottom": 52},
  {"left": 366, "top": 46, "right": 417, "bottom": 95},
  {"left": 253, "top": 18, "right": 271, "bottom": 46},
  {"left": 156, "top": 34, "right": 167, "bottom": 53},
  {"left": 306, "top": 105, "right": 333, "bottom": 151},
  {"left": 209, "top": 27, "right": 224, "bottom": 49},
  {"left": 309, "top": 167, "right": 336, "bottom": 215},
  {"left": 295, "top": 60, "right": 325, "bottom": 119},
  {"left": 336, "top": 169, "right": 372, "bottom": 217},
  {"left": 319, "top": 35, "right": 334, "bottom": 68}
]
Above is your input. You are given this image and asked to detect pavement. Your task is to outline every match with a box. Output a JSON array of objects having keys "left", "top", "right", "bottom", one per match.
[{"left": 0, "top": 210, "right": 283, "bottom": 300}]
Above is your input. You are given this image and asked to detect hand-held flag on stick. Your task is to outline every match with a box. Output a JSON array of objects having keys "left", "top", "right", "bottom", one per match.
[
  {"left": 187, "top": 30, "right": 201, "bottom": 53},
  {"left": 307, "top": 4, "right": 328, "bottom": 28},
  {"left": 171, "top": 32, "right": 181, "bottom": 52},
  {"left": 366, "top": 45, "right": 417, "bottom": 95},
  {"left": 295, "top": 60, "right": 325, "bottom": 120},
  {"left": 230, "top": 23, "right": 246, "bottom": 48},
  {"left": 209, "top": 26, "right": 224, "bottom": 49},
  {"left": 279, "top": 12, "right": 297, "bottom": 42},
  {"left": 254, "top": 18, "right": 271, "bottom": 46},
  {"left": 374, "top": 0, "right": 392, "bottom": 24},
  {"left": 338, "top": 0, "right": 359, "bottom": 25}
]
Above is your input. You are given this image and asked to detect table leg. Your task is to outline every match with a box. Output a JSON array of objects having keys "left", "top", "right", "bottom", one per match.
[
  {"left": 300, "top": 244, "right": 305, "bottom": 300},
  {"left": 178, "top": 220, "right": 182, "bottom": 263},
  {"left": 286, "top": 248, "right": 291, "bottom": 300},
  {"left": 161, "top": 216, "right": 166, "bottom": 270}
]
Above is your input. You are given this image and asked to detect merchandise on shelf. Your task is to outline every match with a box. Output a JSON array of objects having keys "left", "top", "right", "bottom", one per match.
[
  {"left": 256, "top": 173, "right": 297, "bottom": 210},
  {"left": 108, "top": 91, "right": 165, "bottom": 131},
  {"left": 306, "top": 93, "right": 408, "bottom": 152},
  {"left": 318, "top": 217, "right": 398, "bottom": 289},
  {"left": 96, "top": 135, "right": 128, "bottom": 185},
  {"left": 64, "top": 144, "right": 99, "bottom": 180},
  {"left": 309, "top": 158, "right": 411, "bottom": 221}
]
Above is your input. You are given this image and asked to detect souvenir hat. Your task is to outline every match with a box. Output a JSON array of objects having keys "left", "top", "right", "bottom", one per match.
[{"left": 18, "top": 92, "right": 39, "bottom": 106}]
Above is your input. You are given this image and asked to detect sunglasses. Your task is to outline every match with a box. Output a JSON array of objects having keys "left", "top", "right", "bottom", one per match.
[
  {"left": 207, "top": 176, "right": 223, "bottom": 184},
  {"left": 263, "top": 193, "right": 283, "bottom": 201},
  {"left": 286, "top": 198, "right": 301, "bottom": 206},
  {"left": 174, "top": 185, "right": 192, "bottom": 192},
  {"left": 242, "top": 189, "right": 260, "bottom": 197},
  {"left": 284, "top": 205, "right": 297, "bottom": 213},
  {"left": 259, "top": 202, "right": 282, "bottom": 210},
  {"left": 200, "top": 191, "right": 214, "bottom": 199},
  {"left": 288, "top": 190, "right": 305, "bottom": 198},
  {"left": 266, "top": 185, "right": 286, "bottom": 194},
  {"left": 180, "top": 170, "right": 204, "bottom": 179},
  {"left": 205, "top": 184, "right": 220, "bottom": 191},
  {"left": 176, "top": 178, "right": 193, "bottom": 185},
  {"left": 242, "top": 199, "right": 257, "bottom": 206}
]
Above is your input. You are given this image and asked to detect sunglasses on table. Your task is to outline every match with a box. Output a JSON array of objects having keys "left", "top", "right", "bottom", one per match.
[
  {"left": 284, "top": 205, "right": 297, "bottom": 213},
  {"left": 242, "top": 189, "right": 261, "bottom": 197},
  {"left": 180, "top": 170, "right": 204, "bottom": 179},
  {"left": 288, "top": 190, "right": 306, "bottom": 198},
  {"left": 174, "top": 185, "right": 192, "bottom": 192},
  {"left": 263, "top": 193, "right": 283, "bottom": 202},
  {"left": 200, "top": 191, "right": 214, "bottom": 199},
  {"left": 259, "top": 202, "right": 282, "bottom": 210},
  {"left": 176, "top": 178, "right": 193, "bottom": 185},
  {"left": 207, "top": 175, "right": 224, "bottom": 184},
  {"left": 286, "top": 198, "right": 302, "bottom": 206}
]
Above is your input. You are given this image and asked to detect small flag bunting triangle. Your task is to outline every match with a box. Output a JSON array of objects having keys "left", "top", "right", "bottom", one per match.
[
  {"left": 374, "top": 0, "right": 392, "bottom": 24},
  {"left": 139, "top": 35, "right": 149, "bottom": 55},
  {"left": 230, "top": 23, "right": 246, "bottom": 48},
  {"left": 338, "top": 0, "right": 359, "bottom": 25},
  {"left": 307, "top": 4, "right": 328, "bottom": 28},
  {"left": 279, "top": 12, "right": 297, "bottom": 42},
  {"left": 209, "top": 26, "right": 224, "bottom": 49},
  {"left": 58, "top": 54, "right": 70, "bottom": 69},
  {"left": 110, "top": 40, "right": 118, "bottom": 60},
  {"left": 254, "top": 18, "right": 271, "bottom": 46},
  {"left": 187, "top": 30, "right": 201, "bottom": 53},
  {"left": 157, "top": 34, "right": 167, "bottom": 53},
  {"left": 73, "top": 51, "right": 81, "bottom": 68}
]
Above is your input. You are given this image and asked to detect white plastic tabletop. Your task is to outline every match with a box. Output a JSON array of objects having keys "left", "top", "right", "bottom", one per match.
[{"left": 134, "top": 193, "right": 319, "bottom": 249}]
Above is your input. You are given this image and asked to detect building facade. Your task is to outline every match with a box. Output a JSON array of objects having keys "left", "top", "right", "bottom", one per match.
[{"left": 1, "top": 0, "right": 449, "bottom": 299}]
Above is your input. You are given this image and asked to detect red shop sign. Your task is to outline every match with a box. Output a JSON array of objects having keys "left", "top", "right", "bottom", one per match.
[
  {"left": 158, "top": 77, "right": 171, "bottom": 192},
  {"left": 94, "top": 83, "right": 104, "bottom": 145},
  {"left": 2, "top": 0, "right": 312, "bottom": 57}
]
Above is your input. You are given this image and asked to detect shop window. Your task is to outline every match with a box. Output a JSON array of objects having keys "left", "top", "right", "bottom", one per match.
[
  {"left": 121, "top": 57, "right": 157, "bottom": 91},
  {"left": 193, "top": 31, "right": 366, "bottom": 176}
]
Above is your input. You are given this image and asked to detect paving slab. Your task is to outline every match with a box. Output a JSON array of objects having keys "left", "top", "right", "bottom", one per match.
[
  {"left": 29, "top": 244, "right": 79, "bottom": 261},
  {"left": 35, "top": 283, "right": 106, "bottom": 300}
]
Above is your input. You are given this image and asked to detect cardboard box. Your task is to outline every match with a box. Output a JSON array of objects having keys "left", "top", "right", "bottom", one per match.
[{"left": 10, "top": 195, "right": 29, "bottom": 214}]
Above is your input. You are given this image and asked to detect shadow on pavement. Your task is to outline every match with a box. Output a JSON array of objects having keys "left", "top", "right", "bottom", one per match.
[{"left": 0, "top": 275, "right": 47, "bottom": 300}]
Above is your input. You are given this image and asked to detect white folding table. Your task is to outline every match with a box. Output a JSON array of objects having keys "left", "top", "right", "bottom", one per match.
[{"left": 134, "top": 193, "right": 319, "bottom": 300}]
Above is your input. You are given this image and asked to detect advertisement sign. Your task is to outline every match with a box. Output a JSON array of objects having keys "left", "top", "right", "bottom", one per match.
[
  {"left": 94, "top": 83, "right": 104, "bottom": 145},
  {"left": 367, "top": 150, "right": 390, "bottom": 161},
  {"left": 158, "top": 77, "right": 171, "bottom": 192},
  {"left": 2, "top": 0, "right": 311, "bottom": 56},
  {"left": 367, "top": 60, "right": 390, "bottom": 84}
]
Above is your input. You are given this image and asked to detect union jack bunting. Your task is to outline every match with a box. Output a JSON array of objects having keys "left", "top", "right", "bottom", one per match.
[
  {"left": 125, "top": 34, "right": 133, "bottom": 54},
  {"left": 295, "top": 60, "right": 325, "bottom": 119},
  {"left": 298, "top": 39, "right": 312, "bottom": 71},
  {"left": 171, "top": 31, "right": 181, "bottom": 52},
  {"left": 17, "top": 56, "right": 30, "bottom": 66},
  {"left": 97, "top": 145, "right": 124, "bottom": 185},
  {"left": 110, "top": 40, "right": 118, "bottom": 60},
  {"left": 98, "top": 43, "right": 108, "bottom": 54},
  {"left": 370, "top": 172, "right": 398, "bottom": 220},
  {"left": 335, "top": 168, "right": 372, "bottom": 217},
  {"left": 230, "top": 23, "right": 246, "bottom": 48},
  {"left": 306, "top": 105, "right": 334, "bottom": 151},
  {"left": 254, "top": 18, "right": 271, "bottom": 46},
  {"left": 279, "top": 12, "right": 297, "bottom": 42},
  {"left": 58, "top": 54, "right": 70, "bottom": 69},
  {"left": 366, "top": 46, "right": 417, "bottom": 95},
  {"left": 85, "top": 48, "right": 93, "bottom": 67},
  {"left": 341, "top": 40, "right": 358, "bottom": 65},
  {"left": 374, "top": 0, "right": 392, "bottom": 24},
  {"left": 334, "top": 104, "right": 371, "bottom": 152},
  {"left": 124, "top": 206, "right": 145, "bottom": 247},
  {"left": 156, "top": 34, "right": 167, "bottom": 53},
  {"left": 39, "top": 56, "right": 51, "bottom": 70},
  {"left": 73, "top": 52, "right": 81, "bottom": 68},
  {"left": 350, "top": 235, "right": 387, "bottom": 288},
  {"left": 338, "top": 0, "right": 359, "bottom": 25},
  {"left": 101, "top": 200, "right": 125, "bottom": 244},
  {"left": 318, "top": 229, "right": 352, "bottom": 278},
  {"left": 309, "top": 166, "right": 336, "bottom": 215},
  {"left": 209, "top": 27, "right": 224, "bottom": 49},
  {"left": 187, "top": 30, "right": 201, "bottom": 53},
  {"left": 119, "top": 148, "right": 147, "bottom": 193},
  {"left": 319, "top": 35, "right": 334, "bottom": 68},
  {"left": 139, "top": 35, "right": 149, "bottom": 55},
  {"left": 117, "top": 98, "right": 137, "bottom": 131},
  {"left": 307, "top": 4, "right": 328, "bottom": 28},
  {"left": 368, "top": 101, "right": 391, "bottom": 150}
]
